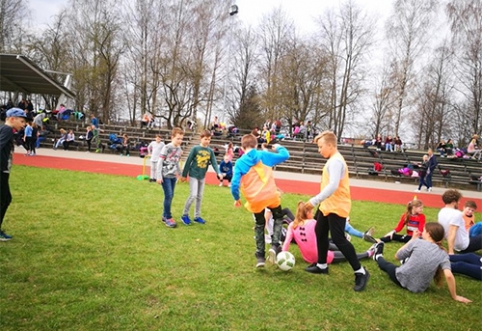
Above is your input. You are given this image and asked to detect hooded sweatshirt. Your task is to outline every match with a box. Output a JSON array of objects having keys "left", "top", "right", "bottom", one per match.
[{"left": 231, "top": 145, "right": 289, "bottom": 213}]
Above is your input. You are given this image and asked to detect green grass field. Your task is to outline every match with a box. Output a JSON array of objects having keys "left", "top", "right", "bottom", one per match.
[{"left": 0, "top": 166, "right": 480, "bottom": 331}]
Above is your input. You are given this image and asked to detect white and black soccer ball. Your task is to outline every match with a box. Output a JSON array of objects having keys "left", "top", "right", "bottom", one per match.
[{"left": 276, "top": 251, "right": 295, "bottom": 271}]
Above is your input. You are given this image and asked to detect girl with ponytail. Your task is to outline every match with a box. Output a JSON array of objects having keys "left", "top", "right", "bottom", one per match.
[
  {"left": 282, "top": 201, "right": 375, "bottom": 265},
  {"left": 380, "top": 199, "right": 425, "bottom": 243},
  {"left": 373, "top": 222, "right": 471, "bottom": 303}
]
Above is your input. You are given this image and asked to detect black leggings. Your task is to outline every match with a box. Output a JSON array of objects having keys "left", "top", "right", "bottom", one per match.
[
  {"left": 380, "top": 233, "right": 411, "bottom": 243},
  {"left": 0, "top": 172, "right": 12, "bottom": 229},
  {"left": 315, "top": 210, "right": 361, "bottom": 271},
  {"left": 377, "top": 257, "right": 402, "bottom": 287}
]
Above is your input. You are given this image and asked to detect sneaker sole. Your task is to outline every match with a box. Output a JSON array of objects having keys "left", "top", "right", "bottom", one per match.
[
  {"left": 267, "top": 249, "right": 277, "bottom": 264},
  {"left": 0, "top": 238, "right": 12, "bottom": 241},
  {"left": 256, "top": 262, "right": 265, "bottom": 268}
]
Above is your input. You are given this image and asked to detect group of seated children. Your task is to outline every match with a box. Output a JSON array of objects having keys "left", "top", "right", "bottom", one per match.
[{"left": 280, "top": 193, "right": 479, "bottom": 303}]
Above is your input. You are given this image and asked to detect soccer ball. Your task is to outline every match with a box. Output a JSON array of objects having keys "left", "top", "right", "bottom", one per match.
[{"left": 276, "top": 251, "right": 295, "bottom": 271}]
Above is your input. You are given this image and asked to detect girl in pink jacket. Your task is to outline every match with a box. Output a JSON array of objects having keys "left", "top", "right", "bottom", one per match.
[{"left": 282, "top": 201, "right": 374, "bottom": 265}]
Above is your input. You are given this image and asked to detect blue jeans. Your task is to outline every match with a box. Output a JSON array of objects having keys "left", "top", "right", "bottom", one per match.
[{"left": 161, "top": 177, "right": 177, "bottom": 219}]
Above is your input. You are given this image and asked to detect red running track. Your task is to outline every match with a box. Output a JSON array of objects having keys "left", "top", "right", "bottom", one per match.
[{"left": 13, "top": 154, "right": 473, "bottom": 208}]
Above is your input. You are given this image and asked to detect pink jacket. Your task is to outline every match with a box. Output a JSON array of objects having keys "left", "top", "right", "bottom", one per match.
[{"left": 282, "top": 219, "right": 334, "bottom": 264}]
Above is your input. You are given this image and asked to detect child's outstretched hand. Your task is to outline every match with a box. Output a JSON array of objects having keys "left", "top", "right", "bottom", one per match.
[
  {"left": 455, "top": 295, "right": 472, "bottom": 303},
  {"left": 156, "top": 178, "right": 163, "bottom": 184},
  {"left": 234, "top": 200, "right": 242, "bottom": 208}
]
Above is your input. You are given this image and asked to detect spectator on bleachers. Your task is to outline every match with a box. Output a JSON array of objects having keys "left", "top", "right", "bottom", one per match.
[
  {"left": 445, "top": 139, "right": 454, "bottom": 156},
  {"left": 56, "top": 104, "right": 66, "bottom": 121},
  {"left": 90, "top": 114, "right": 99, "bottom": 129},
  {"left": 226, "top": 125, "right": 238, "bottom": 138},
  {"left": 120, "top": 134, "right": 130, "bottom": 156},
  {"left": 385, "top": 135, "right": 394, "bottom": 152},
  {"left": 467, "top": 134, "right": 479, "bottom": 156},
  {"left": 210, "top": 116, "right": 219, "bottom": 131},
  {"left": 140, "top": 112, "right": 153, "bottom": 129},
  {"left": 33, "top": 111, "right": 46, "bottom": 130},
  {"left": 374, "top": 134, "right": 382, "bottom": 151},
  {"left": 436, "top": 139, "right": 447, "bottom": 157},
  {"left": 63, "top": 130, "right": 75, "bottom": 150},
  {"left": 394, "top": 136, "right": 403, "bottom": 152},
  {"left": 54, "top": 128, "right": 67, "bottom": 149},
  {"left": 298, "top": 121, "right": 308, "bottom": 141},
  {"left": 274, "top": 119, "right": 282, "bottom": 134}
]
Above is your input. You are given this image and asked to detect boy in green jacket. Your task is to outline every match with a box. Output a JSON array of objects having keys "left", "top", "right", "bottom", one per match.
[{"left": 181, "top": 130, "right": 223, "bottom": 225}]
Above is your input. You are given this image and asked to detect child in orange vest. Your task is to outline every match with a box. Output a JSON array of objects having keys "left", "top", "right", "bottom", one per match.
[{"left": 231, "top": 134, "right": 290, "bottom": 268}]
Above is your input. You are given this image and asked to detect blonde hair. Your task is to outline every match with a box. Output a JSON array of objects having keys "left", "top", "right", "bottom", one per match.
[
  {"left": 293, "top": 201, "right": 313, "bottom": 229},
  {"left": 314, "top": 131, "right": 337, "bottom": 147}
]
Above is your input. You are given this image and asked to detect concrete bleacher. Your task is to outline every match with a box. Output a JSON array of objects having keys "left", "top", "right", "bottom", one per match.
[
  {"left": 37, "top": 121, "right": 481, "bottom": 191},
  {"left": 38, "top": 120, "right": 195, "bottom": 156}
]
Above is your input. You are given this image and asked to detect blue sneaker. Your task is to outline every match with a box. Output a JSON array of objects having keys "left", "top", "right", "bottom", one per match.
[
  {"left": 181, "top": 215, "right": 192, "bottom": 226},
  {"left": 0, "top": 231, "right": 12, "bottom": 241},
  {"left": 164, "top": 218, "right": 177, "bottom": 228},
  {"left": 193, "top": 217, "right": 206, "bottom": 224}
]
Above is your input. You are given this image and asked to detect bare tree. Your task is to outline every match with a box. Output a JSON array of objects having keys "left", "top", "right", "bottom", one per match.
[
  {"left": 413, "top": 43, "right": 455, "bottom": 149},
  {"left": 0, "top": 0, "right": 28, "bottom": 51},
  {"left": 61, "top": 0, "right": 124, "bottom": 123},
  {"left": 257, "top": 8, "right": 294, "bottom": 123},
  {"left": 385, "top": 0, "right": 439, "bottom": 136},
  {"left": 446, "top": 0, "right": 482, "bottom": 135},
  {"left": 315, "top": 0, "right": 375, "bottom": 139},
  {"left": 228, "top": 25, "right": 259, "bottom": 128}
]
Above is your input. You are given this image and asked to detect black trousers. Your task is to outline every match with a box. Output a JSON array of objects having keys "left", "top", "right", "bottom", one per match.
[
  {"left": 377, "top": 257, "right": 402, "bottom": 287},
  {"left": 315, "top": 209, "right": 361, "bottom": 271},
  {"left": 0, "top": 172, "right": 12, "bottom": 229}
]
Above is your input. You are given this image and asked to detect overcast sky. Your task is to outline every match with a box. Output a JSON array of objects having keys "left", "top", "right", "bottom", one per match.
[{"left": 29, "top": 0, "right": 394, "bottom": 33}]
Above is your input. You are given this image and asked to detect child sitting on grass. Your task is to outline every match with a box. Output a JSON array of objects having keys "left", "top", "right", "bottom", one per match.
[
  {"left": 379, "top": 199, "right": 425, "bottom": 243},
  {"left": 282, "top": 202, "right": 375, "bottom": 265},
  {"left": 373, "top": 222, "right": 471, "bottom": 303}
]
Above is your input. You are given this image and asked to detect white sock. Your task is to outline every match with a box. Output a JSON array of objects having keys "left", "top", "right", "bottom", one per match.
[
  {"left": 355, "top": 267, "right": 366, "bottom": 275},
  {"left": 316, "top": 263, "right": 328, "bottom": 269}
]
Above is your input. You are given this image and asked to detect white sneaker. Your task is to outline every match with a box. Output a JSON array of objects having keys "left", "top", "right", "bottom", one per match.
[
  {"left": 414, "top": 189, "right": 420, "bottom": 192},
  {"left": 219, "top": 182, "right": 223, "bottom": 187},
  {"left": 428, "top": 187, "right": 432, "bottom": 192}
]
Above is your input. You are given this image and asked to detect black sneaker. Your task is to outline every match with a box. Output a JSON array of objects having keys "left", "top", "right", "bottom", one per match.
[
  {"left": 373, "top": 242, "right": 385, "bottom": 261},
  {"left": 354, "top": 268, "right": 370, "bottom": 292},
  {"left": 255, "top": 253, "right": 266, "bottom": 268},
  {"left": 304, "top": 264, "right": 329, "bottom": 274}
]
